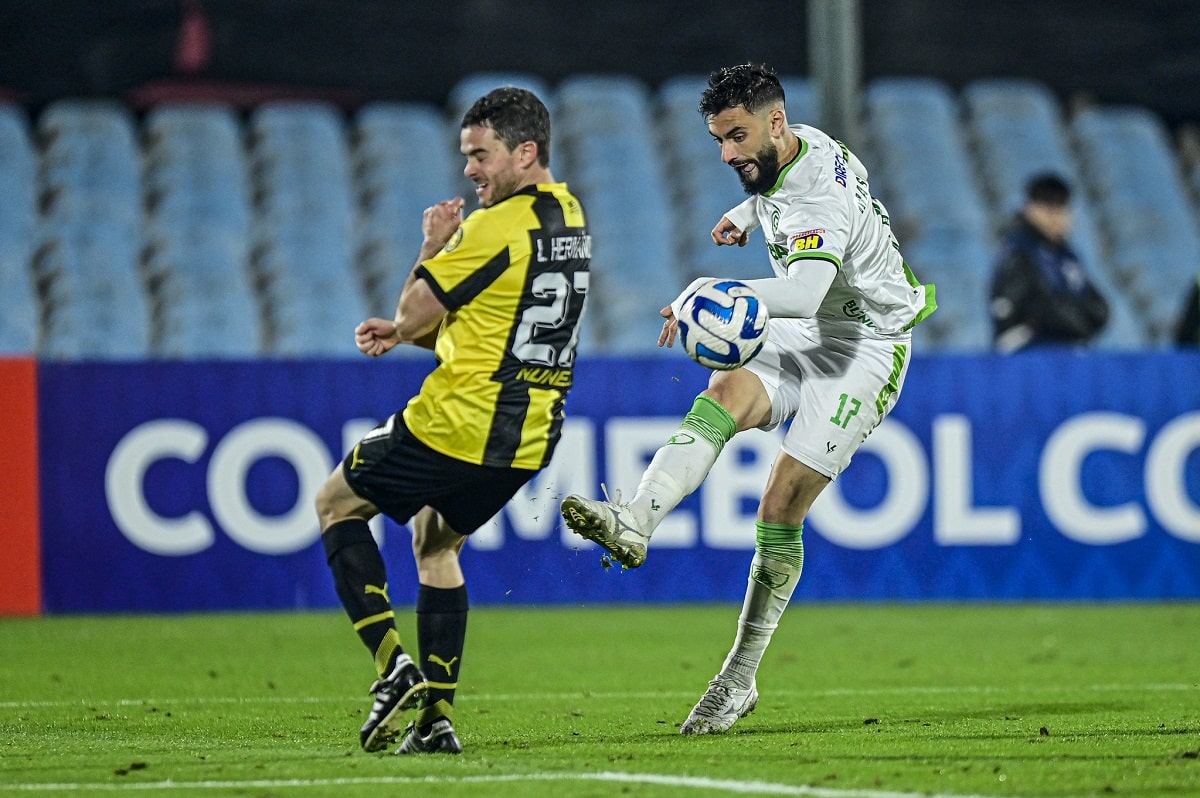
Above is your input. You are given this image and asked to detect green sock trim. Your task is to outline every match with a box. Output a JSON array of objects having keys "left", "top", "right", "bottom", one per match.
[
  {"left": 755, "top": 521, "right": 805, "bottom": 568},
  {"left": 681, "top": 395, "right": 737, "bottom": 449}
]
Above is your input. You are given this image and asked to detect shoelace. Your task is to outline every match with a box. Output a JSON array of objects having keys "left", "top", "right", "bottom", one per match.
[
  {"left": 600, "top": 482, "right": 624, "bottom": 506},
  {"left": 694, "top": 678, "right": 736, "bottom": 716}
]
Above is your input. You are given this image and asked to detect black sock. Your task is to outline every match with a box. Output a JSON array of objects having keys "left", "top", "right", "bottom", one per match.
[
  {"left": 323, "top": 519, "right": 403, "bottom": 677},
  {"left": 415, "top": 583, "right": 468, "bottom": 729}
]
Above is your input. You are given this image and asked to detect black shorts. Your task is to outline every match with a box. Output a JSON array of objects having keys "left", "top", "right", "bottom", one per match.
[{"left": 341, "top": 412, "right": 539, "bottom": 534}]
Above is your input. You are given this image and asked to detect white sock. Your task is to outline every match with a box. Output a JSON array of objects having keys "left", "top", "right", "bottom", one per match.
[
  {"left": 628, "top": 434, "right": 719, "bottom": 532},
  {"left": 720, "top": 523, "right": 805, "bottom": 688},
  {"left": 627, "top": 395, "right": 737, "bottom": 535}
]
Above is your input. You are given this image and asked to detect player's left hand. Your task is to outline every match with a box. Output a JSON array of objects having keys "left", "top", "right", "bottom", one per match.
[
  {"left": 711, "top": 216, "right": 748, "bottom": 247},
  {"left": 422, "top": 197, "right": 465, "bottom": 250},
  {"left": 658, "top": 305, "right": 679, "bottom": 348}
]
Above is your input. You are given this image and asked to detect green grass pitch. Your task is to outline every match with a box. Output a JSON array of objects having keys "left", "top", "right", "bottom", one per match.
[{"left": 1, "top": 603, "right": 1197, "bottom": 797}]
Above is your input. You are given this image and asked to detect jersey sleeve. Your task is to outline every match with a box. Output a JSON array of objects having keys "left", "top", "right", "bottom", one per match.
[
  {"left": 778, "top": 189, "right": 850, "bottom": 275},
  {"left": 724, "top": 197, "right": 760, "bottom": 234},
  {"left": 415, "top": 210, "right": 508, "bottom": 311}
]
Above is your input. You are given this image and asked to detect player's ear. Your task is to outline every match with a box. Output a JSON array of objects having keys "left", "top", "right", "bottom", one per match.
[
  {"left": 515, "top": 140, "right": 539, "bottom": 168},
  {"left": 769, "top": 106, "right": 787, "bottom": 136}
]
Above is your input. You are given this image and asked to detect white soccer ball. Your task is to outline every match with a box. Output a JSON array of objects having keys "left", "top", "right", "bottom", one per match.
[{"left": 677, "top": 279, "right": 769, "bottom": 370}]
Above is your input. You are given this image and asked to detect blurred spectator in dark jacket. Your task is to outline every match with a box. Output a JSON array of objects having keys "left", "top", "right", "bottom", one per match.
[
  {"left": 1176, "top": 274, "right": 1200, "bottom": 346},
  {"left": 989, "top": 173, "right": 1110, "bottom": 352}
]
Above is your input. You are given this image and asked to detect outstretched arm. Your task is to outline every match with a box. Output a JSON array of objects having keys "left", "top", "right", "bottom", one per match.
[{"left": 657, "top": 259, "right": 837, "bottom": 350}]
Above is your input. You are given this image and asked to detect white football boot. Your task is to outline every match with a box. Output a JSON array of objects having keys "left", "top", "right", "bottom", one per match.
[
  {"left": 560, "top": 492, "right": 651, "bottom": 569},
  {"left": 680, "top": 675, "right": 759, "bottom": 735}
]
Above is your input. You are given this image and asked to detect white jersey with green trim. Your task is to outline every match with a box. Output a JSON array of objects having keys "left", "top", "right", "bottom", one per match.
[{"left": 725, "top": 123, "right": 936, "bottom": 338}]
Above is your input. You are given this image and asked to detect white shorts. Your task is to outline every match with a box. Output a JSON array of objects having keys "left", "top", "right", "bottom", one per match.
[{"left": 743, "top": 318, "right": 912, "bottom": 479}]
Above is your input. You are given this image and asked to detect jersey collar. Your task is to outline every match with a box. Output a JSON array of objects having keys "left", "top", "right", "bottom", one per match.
[{"left": 763, "top": 137, "right": 808, "bottom": 197}]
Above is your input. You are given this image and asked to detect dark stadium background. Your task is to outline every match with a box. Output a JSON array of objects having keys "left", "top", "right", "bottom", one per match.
[{"left": 2, "top": 0, "right": 1198, "bottom": 127}]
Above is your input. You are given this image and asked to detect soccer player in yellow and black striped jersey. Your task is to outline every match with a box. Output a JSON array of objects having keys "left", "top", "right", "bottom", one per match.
[{"left": 314, "top": 87, "right": 589, "bottom": 755}]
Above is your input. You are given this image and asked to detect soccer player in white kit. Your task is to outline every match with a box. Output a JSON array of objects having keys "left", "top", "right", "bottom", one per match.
[{"left": 561, "top": 63, "right": 937, "bottom": 734}]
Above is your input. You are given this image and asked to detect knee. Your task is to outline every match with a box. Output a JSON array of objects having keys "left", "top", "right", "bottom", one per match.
[
  {"left": 411, "top": 534, "right": 459, "bottom": 565},
  {"left": 314, "top": 470, "right": 366, "bottom": 531},
  {"left": 313, "top": 479, "right": 336, "bottom": 525},
  {"left": 703, "top": 371, "right": 770, "bottom": 431},
  {"left": 410, "top": 509, "right": 465, "bottom": 562},
  {"left": 757, "top": 493, "right": 811, "bottom": 526}
]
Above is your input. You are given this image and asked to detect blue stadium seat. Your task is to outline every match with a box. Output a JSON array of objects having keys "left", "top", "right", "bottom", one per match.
[
  {"left": 251, "top": 230, "right": 367, "bottom": 358},
  {"left": 865, "top": 77, "right": 991, "bottom": 243},
  {"left": 1072, "top": 105, "right": 1200, "bottom": 343},
  {"left": 37, "top": 98, "right": 141, "bottom": 241},
  {"left": 144, "top": 102, "right": 252, "bottom": 239},
  {"left": 141, "top": 102, "right": 259, "bottom": 357},
  {"left": 657, "top": 75, "right": 763, "bottom": 283},
  {"left": 353, "top": 102, "right": 461, "bottom": 313},
  {"left": 250, "top": 101, "right": 354, "bottom": 233},
  {"left": 0, "top": 104, "right": 38, "bottom": 353},
  {"left": 962, "top": 79, "right": 1148, "bottom": 349},
  {"left": 246, "top": 102, "right": 369, "bottom": 356},
  {"left": 0, "top": 104, "right": 37, "bottom": 242},
  {"left": 143, "top": 230, "right": 261, "bottom": 358},
  {"left": 864, "top": 77, "right": 993, "bottom": 350},
  {"left": 553, "top": 75, "right": 684, "bottom": 351},
  {"left": 779, "top": 74, "right": 821, "bottom": 127},
  {"left": 903, "top": 230, "right": 992, "bottom": 351},
  {"left": 33, "top": 101, "right": 150, "bottom": 358},
  {"left": 447, "top": 72, "right": 555, "bottom": 125},
  {"left": 35, "top": 229, "right": 151, "bottom": 359},
  {"left": 4, "top": 81, "right": 1193, "bottom": 359}
]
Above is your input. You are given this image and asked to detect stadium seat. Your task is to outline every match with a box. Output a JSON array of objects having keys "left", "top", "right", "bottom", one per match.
[
  {"left": 140, "top": 102, "right": 260, "bottom": 357},
  {"left": 554, "top": 75, "right": 686, "bottom": 350},
  {"left": 656, "top": 75, "right": 763, "bottom": 283},
  {"left": 0, "top": 104, "right": 38, "bottom": 353},
  {"left": 864, "top": 77, "right": 994, "bottom": 350},
  {"left": 37, "top": 98, "right": 142, "bottom": 241},
  {"left": 144, "top": 102, "right": 252, "bottom": 239},
  {"left": 32, "top": 100, "right": 150, "bottom": 358},
  {"left": 865, "top": 77, "right": 991, "bottom": 244},
  {"left": 143, "top": 229, "right": 261, "bottom": 358},
  {"left": 250, "top": 101, "right": 354, "bottom": 233},
  {"left": 4, "top": 81, "right": 1197, "bottom": 359},
  {"left": 447, "top": 72, "right": 555, "bottom": 124},
  {"left": 1072, "top": 105, "right": 1200, "bottom": 343},
  {"left": 246, "top": 102, "right": 370, "bottom": 356},
  {"left": 352, "top": 102, "right": 462, "bottom": 314},
  {"left": 962, "top": 79, "right": 1148, "bottom": 349},
  {"left": 34, "top": 229, "right": 151, "bottom": 359},
  {"left": 903, "top": 230, "right": 992, "bottom": 350},
  {"left": 779, "top": 74, "right": 821, "bottom": 128}
]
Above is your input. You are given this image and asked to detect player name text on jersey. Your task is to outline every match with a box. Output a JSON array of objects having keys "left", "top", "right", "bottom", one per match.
[{"left": 536, "top": 235, "right": 592, "bottom": 262}]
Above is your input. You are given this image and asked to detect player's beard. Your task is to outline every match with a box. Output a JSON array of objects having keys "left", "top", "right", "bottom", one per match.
[
  {"left": 734, "top": 141, "right": 781, "bottom": 195},
  {"left": 477, "top": 166, "right": 522, "bottom": 208}
]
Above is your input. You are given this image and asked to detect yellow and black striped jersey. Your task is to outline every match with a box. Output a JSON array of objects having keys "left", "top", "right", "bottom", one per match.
[{"left": 402, "top": 182, "right": 590, "bottom": 469}]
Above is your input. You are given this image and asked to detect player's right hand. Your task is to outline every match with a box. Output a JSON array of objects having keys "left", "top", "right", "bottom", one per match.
[
  {"left": 658, "top": 305, "right": 679, "bottom": 348},
  {"left": 711, "top": 216, "right": 747, "bottom": 247},
  {"left": 355, "top": 318, "right": 400, "bottom": 357}
]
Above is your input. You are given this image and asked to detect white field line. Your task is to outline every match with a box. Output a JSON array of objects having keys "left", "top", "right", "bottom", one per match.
[
  {"left": 0, "top": 682, "right": 1194, "bottom": 710},
  {"left": 0, "top": 770, "right": 1015, "bottom": 798}
]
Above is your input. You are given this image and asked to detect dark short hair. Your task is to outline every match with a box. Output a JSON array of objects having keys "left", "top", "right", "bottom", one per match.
[
  {"left": 1025, "top": 173, "right": 1072, "bottom": 206},
  {"left": 461, "top": 86, "right": 551, "bottom": 167},
  {"left": 698, "top": 63, "right": 786, "bottom": 119}
]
